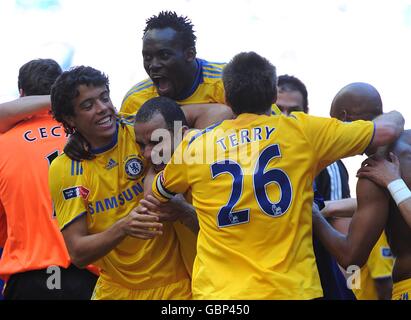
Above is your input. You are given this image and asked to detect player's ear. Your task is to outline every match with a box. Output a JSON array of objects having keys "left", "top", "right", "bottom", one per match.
[
  {"left": 331, "top": 108, "right": 343, "bottom": 121},
  {"left": 63, "top": 115, "right": 76, "bottom": 131},
  {"left": 19, "top": 89, "right": 25, "bottom": 97},
  {"left": 341, "top": 109, "right": 348, "bottom": 122},
  {"left": 184, "top": 46, "right": 196, "bottom": 62}
]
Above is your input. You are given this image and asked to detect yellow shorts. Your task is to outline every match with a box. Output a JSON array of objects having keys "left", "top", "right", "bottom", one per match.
[
  {"left": 91, "top": 277, "right": 192, "bottom": 300},
  {"left": 392, "top": 278, "right": 411, "bottom": 300}
]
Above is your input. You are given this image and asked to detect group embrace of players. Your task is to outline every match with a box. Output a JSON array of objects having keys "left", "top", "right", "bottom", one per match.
[{"left": 0, "top": 11, "right": 410, "bottom": 301}]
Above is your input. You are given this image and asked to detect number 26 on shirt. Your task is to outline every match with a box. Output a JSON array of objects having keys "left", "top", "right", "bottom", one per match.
[{"left": 211, "top": 144, "right": 292, "bottom": 227}]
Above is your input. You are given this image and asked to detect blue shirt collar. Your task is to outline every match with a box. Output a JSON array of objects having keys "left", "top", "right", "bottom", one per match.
[
  {"left": 90, "top": 121, "right": 119, "bottom": 155},
  {"left": 175, "top": 58, "right": 203, "bottom": 101}
]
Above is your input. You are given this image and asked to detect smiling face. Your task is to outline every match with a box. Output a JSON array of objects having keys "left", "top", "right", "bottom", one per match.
[
  {"left": 142, "top": 27, "right": 196, "bottom": 99},
  {"left": 65, "top": 84, "right": 117, "bottom": 149}
]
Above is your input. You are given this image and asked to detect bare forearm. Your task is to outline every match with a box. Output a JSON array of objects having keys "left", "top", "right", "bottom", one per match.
[
  {"left": 176, "top": 195, "right": 199, "bottom": 234},
  {"left": 322, "top": 198, "right": 357, "bottom": 218},
  {"left": 181, "top": 103, "right": 233, "bottom": 129},
  {"left": 0, "top": 96, "right": 50, "bottom": 133},
  {"left": 64, "top": 219, "right": 127, "bottom": 268},
  {"left": 180, "top": 212, "right": 199, "bottom": 234},
  {"left": 315, "top": 178, "right": 389, "bottom": 270},
  {"left": 196, "top": 106, "right": 233, "bottom": 129},
  {"left": 312, "top": 210, "right": 353, "bottom": 268}
]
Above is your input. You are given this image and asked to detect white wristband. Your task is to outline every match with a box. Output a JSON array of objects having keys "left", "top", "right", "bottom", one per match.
[{"left": 387, "top": 179, "right": 411, "bottom": 206}]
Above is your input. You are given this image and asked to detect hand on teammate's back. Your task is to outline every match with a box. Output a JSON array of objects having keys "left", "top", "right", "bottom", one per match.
[{"left": 357, "top": 152, "right": 401, "bottom": 188}]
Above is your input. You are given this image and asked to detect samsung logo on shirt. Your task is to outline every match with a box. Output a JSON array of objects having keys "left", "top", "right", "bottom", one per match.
[{"left": 87, "top": 181, "right": 144, "bottom": 215}]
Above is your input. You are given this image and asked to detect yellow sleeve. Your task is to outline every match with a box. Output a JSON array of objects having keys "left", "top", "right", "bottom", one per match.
[
  {"left": 215, "top": 78, "right": 226, "bottom": 105},
  {"left": 367, "top": 232, "right": 394, "bottom": 279},
  {"left": 120, "top": 83, "right": 155, "bottom": 115},
  {"left": 152, "top": 132, "right": 197, "bottom": 202},
  {"left": 292, "top": 112, "right": 374, "bottom": 172},
  {"left": 49, "top": 155, "right": 89, "bottom": 230}
]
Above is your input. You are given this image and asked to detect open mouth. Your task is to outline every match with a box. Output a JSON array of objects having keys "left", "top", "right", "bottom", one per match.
[
  {"left": 95, "top": 115, "right": 114, "bottom": 129},
  {"left": 151, "top": 76, "right": 173, "bottom": 96}
]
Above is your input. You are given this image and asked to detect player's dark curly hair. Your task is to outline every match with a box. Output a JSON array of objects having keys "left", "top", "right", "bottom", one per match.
[
  {"left": 223, "top": 52, "right": 277, "bottom": 115},
  {"left": 50, "top": 66, "right": 109, "bottom": 134},
  {"left": 278, "top": 74, "right": 309, "bottom": 113},
  {"left": 135, "top": 96, "right": 188, "bottom": 132},
  {"left": 143, "top": 11, "right": 196, "bottom": 49},
  {"left": 18, "top": 59, "right": 62, "bottom": 96}
]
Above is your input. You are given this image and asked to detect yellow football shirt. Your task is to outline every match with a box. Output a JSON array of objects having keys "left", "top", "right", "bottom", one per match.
[
  {"left": 121, "top": 59, "right": 226, "bottom": 114},
  {"left": 49, "top": 115, "right": 189, "bottom": 292},
  {"left": 120, "top": 58, "right": 280, "bottom": 115},
  {"left": 122, "top": 59, "right": 278, "bottom": 279},
  {"left": 153, "top": 112, "right": 374, "bottom": 299},
  {"left": 171, "top": 133, "right": 199, "bottom": 278},
  {"left": 353, "top": 231, "right": 394, "bottom": 300}
]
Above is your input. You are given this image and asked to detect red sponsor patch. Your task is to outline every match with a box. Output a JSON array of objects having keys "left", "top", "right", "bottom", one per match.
[{"left": 78, "top": 186, "right": 90, "bottom": 200}]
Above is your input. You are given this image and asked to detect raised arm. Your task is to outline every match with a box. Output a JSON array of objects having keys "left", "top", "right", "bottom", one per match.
[
  {"left": 313, "top": 178, "right": 389, "bottom": 269},
  {"left": 0, "top": 95, "right": 50, "bottom": 133},
  {"left": 367, "top": 111, "right": 404, "bottom": 154}
]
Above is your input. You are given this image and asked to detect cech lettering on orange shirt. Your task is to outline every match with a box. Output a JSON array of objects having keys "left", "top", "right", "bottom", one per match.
[{"left": 23, "top": 126, "right": 67, "bottom": 142}]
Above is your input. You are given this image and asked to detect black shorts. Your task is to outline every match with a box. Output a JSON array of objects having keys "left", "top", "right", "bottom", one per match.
[{"left": 3, "top": 264, "right": 98, "bottom": 300}]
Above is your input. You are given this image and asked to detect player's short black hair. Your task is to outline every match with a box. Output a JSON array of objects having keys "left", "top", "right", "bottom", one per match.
[
  {"left": 135, "top": 96, "right": 188, "bottom": 132},
  {"left": 143, "top": 11, "right": 196, "bottom": 48},
  {"left": 223, "top": 52, "right": 277, "bottom": 115},
  {"left": 18, "top": 59, "right": 62, "bottom": 96},
  {"left": 51, "top": 66, "right": 109, "bottom": 134},
  {"left": 278, "top": 74, "right": 309, "bottom": 113}
]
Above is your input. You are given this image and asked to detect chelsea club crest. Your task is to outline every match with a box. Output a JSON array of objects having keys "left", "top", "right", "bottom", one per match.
[{"left": 124, "top": 156, "right": 144, "bottom": 180}]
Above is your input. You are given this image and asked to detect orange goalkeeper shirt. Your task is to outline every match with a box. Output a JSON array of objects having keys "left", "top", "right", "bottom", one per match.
[{"left": 0, "top": 112, "right": 71, "bottom": 280}]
